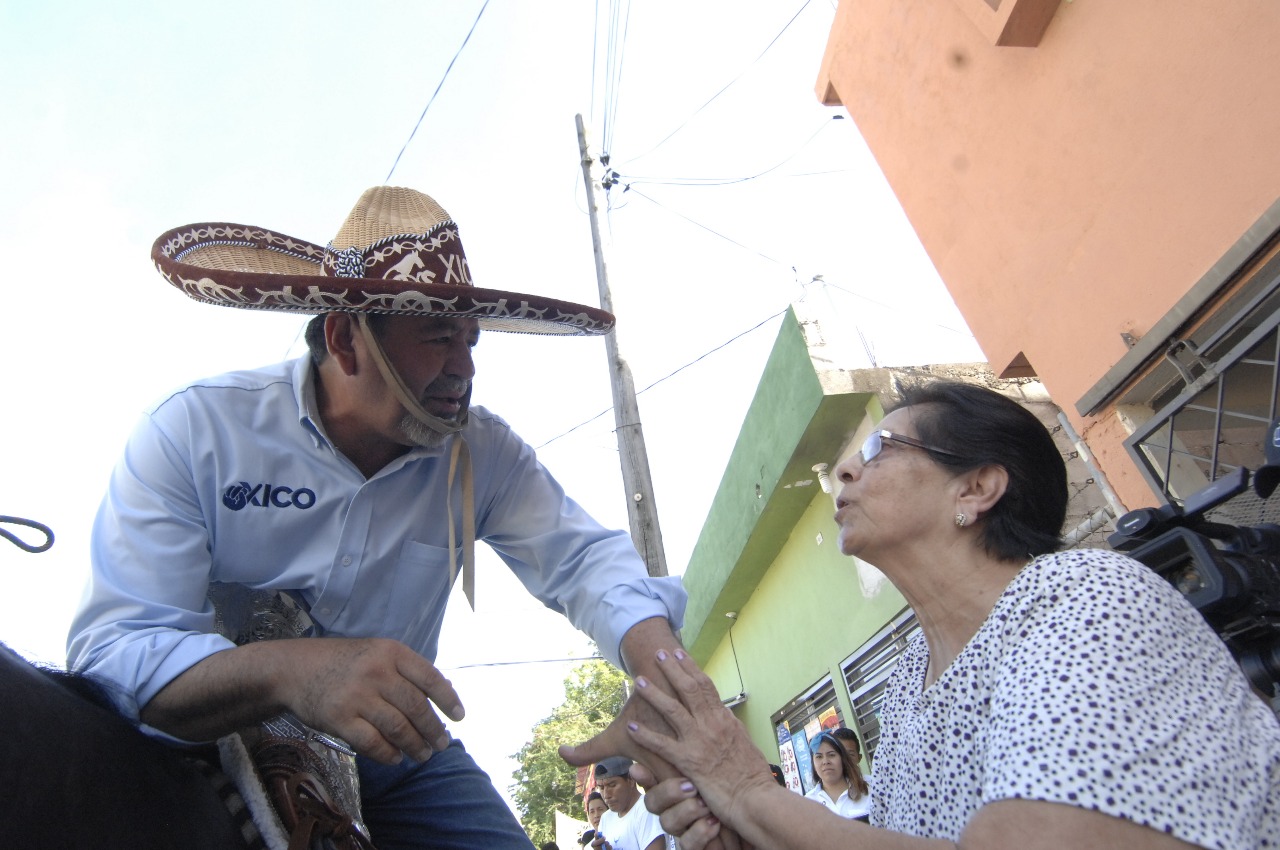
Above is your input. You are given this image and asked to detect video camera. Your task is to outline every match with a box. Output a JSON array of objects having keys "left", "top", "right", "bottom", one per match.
[{"left": 1108, "top": 447, "right": 1280, "bottom": 695}]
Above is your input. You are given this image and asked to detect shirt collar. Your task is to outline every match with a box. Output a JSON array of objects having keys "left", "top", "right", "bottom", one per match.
[
  {"left": 292, "top": 355, "right": 454, "bottom": 462},
  {"left": 293, "top": 356, "right": 329, "bottom": 449}
]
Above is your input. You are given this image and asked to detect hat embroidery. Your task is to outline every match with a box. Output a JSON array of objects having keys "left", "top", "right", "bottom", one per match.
[
  {"left": 150, "top": 187, "right": 615, "bottom": 334},
  {"left": 385, "top": 251, "right": 429, "bottom": 282},
  {"left": 331, "top": 246, "right": 365, "bottom": 279}
]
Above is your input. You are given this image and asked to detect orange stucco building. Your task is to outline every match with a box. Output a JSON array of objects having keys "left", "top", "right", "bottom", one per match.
[{"left": 817, "top": 0, "right": 1280, "bottom": 515}]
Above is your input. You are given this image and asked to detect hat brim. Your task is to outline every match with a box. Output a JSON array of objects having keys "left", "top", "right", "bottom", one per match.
[{"left": 152, "top": 223, "right": 615, "bottom": 336}]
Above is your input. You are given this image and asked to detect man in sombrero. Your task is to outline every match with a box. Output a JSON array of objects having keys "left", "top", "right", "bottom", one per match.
[{"left": 68, "top": 186, "right": 687, "bottom": 848}]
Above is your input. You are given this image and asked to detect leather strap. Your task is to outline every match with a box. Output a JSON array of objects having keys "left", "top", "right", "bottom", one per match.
[
  {"left": 356, "top": 313, "right": 476, "bottom": 609},
  {"left": 446, "top": 437, "right": 477, "bottom": 609}
]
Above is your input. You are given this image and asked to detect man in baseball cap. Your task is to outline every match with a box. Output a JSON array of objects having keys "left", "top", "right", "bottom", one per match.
[{"left": 592, "top": 757, "right": 666, "bottom": 850}]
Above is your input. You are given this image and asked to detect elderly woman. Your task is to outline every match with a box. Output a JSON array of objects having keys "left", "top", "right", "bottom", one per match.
[{"left": 625, "top": 381, "right": 1280, "bottom": 849}]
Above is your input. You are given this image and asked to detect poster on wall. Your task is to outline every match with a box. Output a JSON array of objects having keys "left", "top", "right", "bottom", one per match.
[
  {"left": 818, "top": 706, "right": 840, "bottom": 731},
  {"left": 791, "top": 726, "right": 814, "bottom": 794},
  {"left": 775, "top": 723, "right": 803, "bottom": 794}
]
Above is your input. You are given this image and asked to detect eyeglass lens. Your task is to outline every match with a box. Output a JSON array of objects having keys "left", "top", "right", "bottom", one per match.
[{"left": 860, "top": 431, "right": 883, "bottom": 464}]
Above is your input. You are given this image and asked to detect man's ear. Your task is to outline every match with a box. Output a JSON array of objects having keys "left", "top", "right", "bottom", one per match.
[
  {"left": 323, "top": 313, "right": 360, "bottom": 376},
  {"left": 956, "top": 463, "right": 1009, "bottom": 523}
]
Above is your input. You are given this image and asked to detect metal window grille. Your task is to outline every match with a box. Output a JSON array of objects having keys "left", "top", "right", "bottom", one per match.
[
  {"left": 839, "top": 608, "right": 921, "bottom": 759},
  {"left": 1126, "top": 296, "right": 1280, "bottom": 526},
  {"left": 771, "top": 676, "right": 843, "bottom": 735}
]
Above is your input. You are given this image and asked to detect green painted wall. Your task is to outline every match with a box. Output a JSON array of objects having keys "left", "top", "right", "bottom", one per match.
[
  {"left": 681, "top": 316, "right": 919, "bottom": 762},
  {"left": 701, "top": 445, "right": 909, "bottom": 763},
  {"left": 681, "top": 309, "right": 822, "bottom": 652},
  {"left": 682, "top": 309, "right": 878, "bottom": 658}
]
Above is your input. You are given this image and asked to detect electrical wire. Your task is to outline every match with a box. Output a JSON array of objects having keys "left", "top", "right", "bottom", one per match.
[
  {"left": 627, "top": 188, "right": 787, "bottom": 266},
  {"left": 619, "top": 186, "right": 977, "bottom": 343},
  {"left": 599, "top": 0, "right": 631, "bottom": 155},
  {"left": 620, "top": 116, "right": 838, "bottom": 187},
  {"left": 384, "top": 0, "right": 492, "bottom": 183},
  {"left": 442, "top": 655, "right": 604, "bottom": 671},
  {"left": 535, "top": 309, "right": 787, "bottom": 450},
  {"left": 821, "top": 279, "right": 975, "bottom": 338},
  {"left": 619, "top": 0, "right": 815, "bottom": 168},
  {"left": 604, "top": 0, "right": 632, "bottom": 154},
  {"left": 591, "top": 0, "right": 601, "bottom": 127}
]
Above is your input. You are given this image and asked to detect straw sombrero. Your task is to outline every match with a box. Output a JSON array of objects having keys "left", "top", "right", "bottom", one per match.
[{"left": 151, "top": 185, "right": 615, "bottom": 335}]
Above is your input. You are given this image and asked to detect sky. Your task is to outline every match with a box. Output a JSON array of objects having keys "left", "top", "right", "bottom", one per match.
[{"left": 0, "top": 0, "right": 984, "bottom": 823}]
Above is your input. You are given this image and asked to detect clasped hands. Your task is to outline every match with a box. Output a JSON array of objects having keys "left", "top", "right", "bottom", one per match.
[{"left": 562, "top": 648, "right": 772, "bottom": 850}]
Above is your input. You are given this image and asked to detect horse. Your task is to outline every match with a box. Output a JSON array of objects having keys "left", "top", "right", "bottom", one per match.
[{"left": 1, "top": 515, "right": 253, "bottom": 849}]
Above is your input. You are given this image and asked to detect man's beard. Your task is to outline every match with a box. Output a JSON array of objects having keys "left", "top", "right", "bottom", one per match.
[
  {"left": 398, "top": 411, "right": 452, "bottom": 448},
  {"left": 397, "top": 376, "right": 471, "bottom": 448}
]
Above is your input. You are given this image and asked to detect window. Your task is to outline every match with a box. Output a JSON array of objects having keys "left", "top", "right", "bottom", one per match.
[
  {"left": 1124, "top": 270, "right": 1280, "bottom": 527},
  {"left": 839, "top": 608, "right": 921, "bottom": 759},
  {"left": 771, "top": 675, "right": 843, "bottom": 735}
]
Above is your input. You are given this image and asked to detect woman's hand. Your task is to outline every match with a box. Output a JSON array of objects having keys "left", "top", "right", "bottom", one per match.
[
  {"left": 634, "top": 771, "right": 757, "bottom": 850},
  {"left": 624, "top": 649, "right": 776, "bottom": 833}
]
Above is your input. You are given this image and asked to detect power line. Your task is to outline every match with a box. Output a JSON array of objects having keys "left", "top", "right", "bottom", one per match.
[
  {"left": 536, "top": 309, "right": 787, "bottom": 450},
  {"left": 442, "top": 655, "right": 604, "bottom": 671},
  {"left": 600, "top": 0, "right": 632, "bottom": 154},
  {"left": 620, "top": 116, "right": 840, "bottom": 187},
  {"left": 385, "top": 0, "right": 492, "bottom": 183},
  {"left": 821, "top": 279, "right": 975, "bottom": 338},
  {"left": 628, "top": 187, "right": 787, "bottom": 266},
  {"left": 619, "top": 0, "right": 815, "bottom": 167},
  {"left": 591, "top": 0, "right": 601, "bottom": 127}
]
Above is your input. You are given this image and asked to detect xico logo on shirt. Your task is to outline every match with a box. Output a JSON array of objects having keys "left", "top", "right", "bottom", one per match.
[{"left": 222, "top": 481, "right": 317, "bottom": 511}]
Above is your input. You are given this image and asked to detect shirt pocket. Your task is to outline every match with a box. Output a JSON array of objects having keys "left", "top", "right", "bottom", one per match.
[{"left": 386, "top": 540, "right": 457, "bottom": 652}]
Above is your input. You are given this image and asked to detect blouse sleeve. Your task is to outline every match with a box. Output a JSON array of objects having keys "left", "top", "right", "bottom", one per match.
[{"left": 981, "top": 549, "right": 1278, "bottom": 849}]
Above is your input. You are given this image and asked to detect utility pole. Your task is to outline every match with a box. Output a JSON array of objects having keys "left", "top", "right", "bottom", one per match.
[{"left": 575, "top": 114, "right": 669, "bottom": 578}]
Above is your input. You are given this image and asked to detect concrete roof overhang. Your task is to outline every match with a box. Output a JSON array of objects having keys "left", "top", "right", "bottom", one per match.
[{"left": 681, "top": 310, "right": 884, "bottom": 658}]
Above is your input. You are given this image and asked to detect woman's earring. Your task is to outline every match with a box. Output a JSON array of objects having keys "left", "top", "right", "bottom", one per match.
[{"left": 954, "top": 513, "right": 968, "bottom": 528}]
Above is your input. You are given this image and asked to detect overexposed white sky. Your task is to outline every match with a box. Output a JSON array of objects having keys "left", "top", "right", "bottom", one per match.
[{"left": 0, "top": 0, "right": 983, "bottom": 820}]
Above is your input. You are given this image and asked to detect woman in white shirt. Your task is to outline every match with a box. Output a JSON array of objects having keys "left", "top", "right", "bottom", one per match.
[{"left": 803, "top": 730, "right": 870, "bottom": 822}]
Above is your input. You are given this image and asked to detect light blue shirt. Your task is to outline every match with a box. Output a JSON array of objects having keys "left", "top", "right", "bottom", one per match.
[{"left": 68, "top": 356, "right": 685, "bottom": 728}]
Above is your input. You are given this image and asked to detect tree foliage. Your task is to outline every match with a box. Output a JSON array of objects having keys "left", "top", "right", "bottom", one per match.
[{"left": 511, "top": 657, "right": 627, "bottom": 845}]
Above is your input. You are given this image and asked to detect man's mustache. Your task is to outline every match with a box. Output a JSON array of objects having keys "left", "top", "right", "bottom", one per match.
[{"left": 422, "top": 377, "right": 470, "bottom": 400}]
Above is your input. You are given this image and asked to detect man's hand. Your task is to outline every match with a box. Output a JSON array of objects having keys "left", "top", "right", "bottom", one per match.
[
  {"left": 558, "top": 617, "right": 681, "bottom": 777},
  {"left": 140, "top": 637, "right": 464, "bottom": 764},
  {"left": 559, "top": 619, "right": 745, "bottom": 850}
]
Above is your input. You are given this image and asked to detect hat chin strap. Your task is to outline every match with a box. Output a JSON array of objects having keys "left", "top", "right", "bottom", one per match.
[
  {"left": 355, "top": 314, "right": 468, "bottom": 436},
  {"left": 356, "top": 314, "right": 476, "bottom": 610}
]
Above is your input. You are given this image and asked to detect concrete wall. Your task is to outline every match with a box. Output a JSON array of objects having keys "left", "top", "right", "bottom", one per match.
[{"left": 816, "top": 0, "right": 1280, "bottom": 510}]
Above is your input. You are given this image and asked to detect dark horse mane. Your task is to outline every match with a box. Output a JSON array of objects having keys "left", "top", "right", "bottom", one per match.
[
  {"left": 2, "top": 517, "right": 250, "bottom": 848},
  {"left": 1, "top": 643, "right": 252, "bottom": 848},
  {"left": 39, "top": 661, "right": 119, "bottom": 710}
]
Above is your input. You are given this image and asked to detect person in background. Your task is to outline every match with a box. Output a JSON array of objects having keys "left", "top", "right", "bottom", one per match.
[
  {"left": 805, "top": 730, "right": 870, "bottom": 821},
  {"left": 592, "top": 757, "right": 665, "bottom": 850},
  {"left": 828, "top": 728, "right": 864, "bottom": 770},
  {"left": 581, "top": 790, "right": 608, "bottom": 846},
  {"left": 625, "top": 380, "right": 1280, "bottom": 849}
]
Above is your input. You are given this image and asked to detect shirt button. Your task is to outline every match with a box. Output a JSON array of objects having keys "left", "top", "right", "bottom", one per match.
[
  {"left": 341, "top": 555, "right": 352, "bottom": 566},
  {"left": 320, "top": 607, "right": 331, "bottom": 615}
]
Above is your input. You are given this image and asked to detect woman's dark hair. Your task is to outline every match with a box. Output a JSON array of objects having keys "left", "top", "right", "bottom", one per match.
[
  {"left": 891, "top": 380, "right": 1067, "bottom": 559},
  {"left": 809, "top": 731, "right": 868, "bottom": 800}
]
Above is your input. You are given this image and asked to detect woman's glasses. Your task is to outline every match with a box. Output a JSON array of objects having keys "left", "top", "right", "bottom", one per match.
[{"left": 860, "top": 429, "right": 963, "bottom": 464}]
